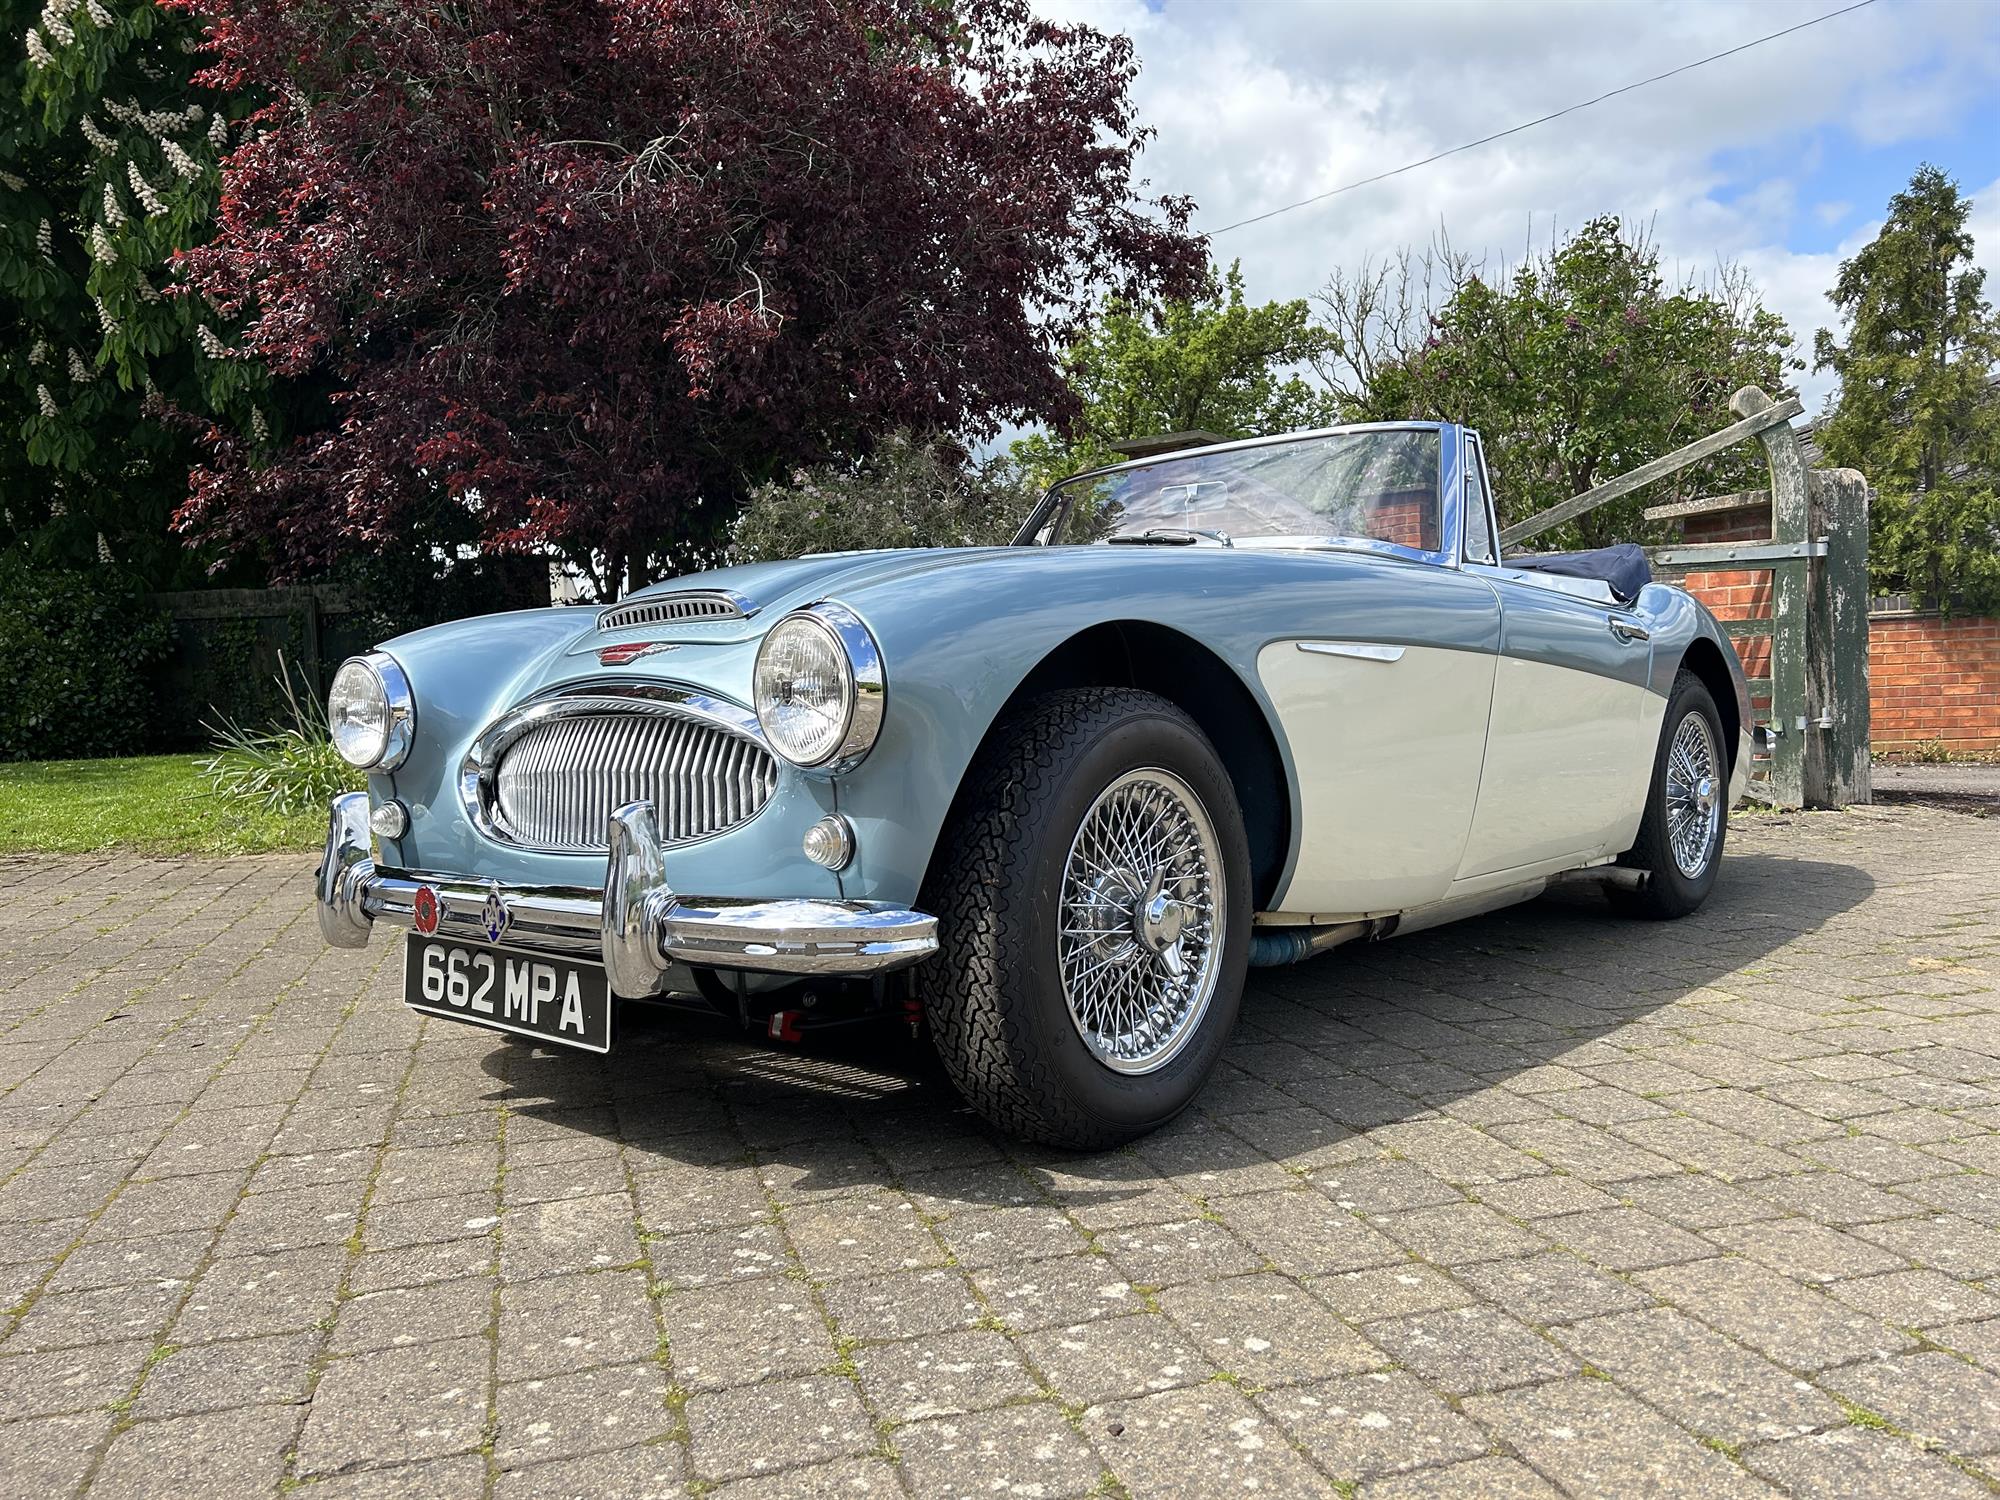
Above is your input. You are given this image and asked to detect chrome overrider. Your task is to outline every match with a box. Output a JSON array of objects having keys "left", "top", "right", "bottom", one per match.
[{"left": 316, "top": 792, "right": 938, "bottom": 991}]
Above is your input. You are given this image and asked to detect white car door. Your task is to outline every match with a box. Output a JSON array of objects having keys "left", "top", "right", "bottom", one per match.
[{"left": 1258, "top": 559, "right": 1502, "bottom": 914}]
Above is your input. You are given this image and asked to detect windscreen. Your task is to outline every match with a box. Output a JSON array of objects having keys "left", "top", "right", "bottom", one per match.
[{"left": 1044, "top": 429, "right": 1442, "bottom": 550}]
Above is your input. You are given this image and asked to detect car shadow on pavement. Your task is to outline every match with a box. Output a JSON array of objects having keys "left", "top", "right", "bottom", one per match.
[{"left": 476, "top": 851, "right": 1875, "bottom": 1213}]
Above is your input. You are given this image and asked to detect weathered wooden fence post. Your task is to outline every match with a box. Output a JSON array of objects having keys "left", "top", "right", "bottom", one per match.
[
  {"left": 1808, "top": 469, "right": 1872, "bottom": 805},
  {"left": 1731, "top": 386, "right": 1811, "bottom": 809}
]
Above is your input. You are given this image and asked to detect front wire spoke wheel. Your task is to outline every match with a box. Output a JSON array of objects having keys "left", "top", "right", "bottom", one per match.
[{"left": 1057, "top": 768, "right": 1223, "bottom": 1074}]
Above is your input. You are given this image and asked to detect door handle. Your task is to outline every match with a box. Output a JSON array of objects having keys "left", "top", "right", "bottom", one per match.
[{"left": 1608, "top": 616, "right": 1650, "bottom": 643}]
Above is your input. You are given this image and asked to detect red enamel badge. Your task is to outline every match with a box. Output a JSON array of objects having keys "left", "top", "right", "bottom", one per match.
[
  {"left": 597, "top": 641, "right": 677, "bottom": 666},
  {"left": 412, "top": 885, "right": 441, "bottom": 935}
]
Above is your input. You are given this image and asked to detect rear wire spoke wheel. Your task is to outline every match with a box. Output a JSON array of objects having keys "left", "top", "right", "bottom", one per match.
[
  {"left": 1664, "top": 713, "right": 1722, "bottom": 879},
  {"left": 920, "top": 689, "right": 1252, "bottom": 1149},
  {"left": 1614, "top": 668, "right": 1730, "bottom": 919}
]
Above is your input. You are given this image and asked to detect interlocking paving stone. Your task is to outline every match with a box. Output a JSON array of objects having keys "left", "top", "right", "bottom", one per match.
[
  {"left": 1315, "top": 1262, "right": 1476, "bottom": 1323},
  {"left": 786, "top": 1191, "right": 946, "bottom": 1280},
  {"left": 1466, "top": 1376, "right": 1776, "bottom": 1499},
  {"left": 1452, "top": 1248, "right": 1653, "bottom": 1326},
  {"left": 1554, "top": 1306, "right": 1840, "bottom": 1443},
  {"left": 494, "top": 1446, "right": 686, "bottom": 1500},
  {"left": 820, "top": 1266, "right": 985, "bottom": 1341},
  {"left": 894, "top": 1402, "right": 1103, "bottom": 1499},
  {"left": 659, "top": 1276, "right": 833, "bottom": 1390},
  {"left": 684, "top": 1374, "right": 876, "bottom": 1481},
  {"left": 0, "top": 1408, "right": 108, "bottom": 1495},
  {"left": 1367, "top": 1304, "right": 1577, "bottom": 1394},
  {"left": 134, "top": 1331, "right": 320, "bottom": 1419},
  {"left": 1934, "top": 1318, "right": 2000, "bottom": 1372},
  {"left": 1850, "top": 1213, "right": 2000, "bottom": 1279},
  {"left": 1828, "top": 1267, "right": 2000, "bottom": 1328},
  {"left": 7, "top": 810, "right": 2000, "bottom": 1495},
  {"left": 1707, "top": 1215, "right": 1912, "bottom": 1283},
  {"left": 932, "top": 1204, "right": 1085, "bottom": 1269},
  {"left": 1635, "top": 1257, "right": 1914, "bottom": 1370},
  {"left": 0, "top": 1340, "right": 151, "bottom": 1420},
  {"left": 1741, "top": 1425, "right": 1995, "bottom": 1499},
  {"left": 1257, "top": 1368, "right": 1487, "bottom": 1483},
  {"left": 1019, "top": 1313, "right": 1211, "bottom": 1404},
  {"left": 91, "top": 1404, "right": 301, "bottom": 1499},
  {"left": 1216, "top": 1187, "right": 1406, "bottom": 1276},
  {"left": 498, "top": 1194, "right": 642, "bottom": 1281},
  {"left": 493, "top": 1360, "right": 672, "bottom": 1466},
  {"left": 1372, "top": 1201, "right": 1550, "bottom": 1265},
  {"left": 1826, "top": 1351, "right": 2000, "bottom": 1458},
  {"left": 855, "top": 1328, "right": 1041, "bottom": 1419},
  {"left": 1359, "top": 1456, "right": 1565, "bottom": 1499},
  {"left": 501, "top": 1269, "right": 657, "bottom": 1380},
  {"left": 1087, "top": 1382, "right": 1337, "bottom": 1497},
  {"left": 329, "top": 1277, "right": 496, "bottom": 1355},
  {"left": 1100, "top": 1215, "right": 1265, "bottom": 1286},
  {"left": 972, "top": 1256, "right": 1145, "bottom": 1338},
  {"left": 1158, "top": 1272, "right": 1386, "bottom": 1386},
  {"left": 295, "top": 1336, "right": 492, "bottom": 1475},
  {"left": 172, "top": 1246, "right": 347, "bottom": 1342}
]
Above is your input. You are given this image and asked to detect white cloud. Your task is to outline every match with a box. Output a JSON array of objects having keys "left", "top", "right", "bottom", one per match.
[{"left": 1036, "top": 0, "right": 2000, "bottom": 417}]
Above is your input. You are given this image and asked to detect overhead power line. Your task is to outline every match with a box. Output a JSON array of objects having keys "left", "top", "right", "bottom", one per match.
[{"left": 1209, "top": 0, "right": 1881, "bottom": 237}]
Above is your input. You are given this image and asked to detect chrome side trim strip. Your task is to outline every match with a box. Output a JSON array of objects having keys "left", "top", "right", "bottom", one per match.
[{"left": 1295, "top": 641, "right": 1406, "bottom": 663}]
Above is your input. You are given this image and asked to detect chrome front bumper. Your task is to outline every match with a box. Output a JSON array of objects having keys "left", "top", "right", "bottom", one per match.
[{"left": 316, "top": 793, "right": 938, "bottom": 994}]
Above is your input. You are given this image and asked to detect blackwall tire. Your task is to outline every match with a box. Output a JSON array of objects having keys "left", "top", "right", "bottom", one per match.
[
  {"left": 918, "top": 688, "right": 1253, "bottom": 1149},
  {"left": 1613, "top": 669, "right": 1729, "bottom": 920}
]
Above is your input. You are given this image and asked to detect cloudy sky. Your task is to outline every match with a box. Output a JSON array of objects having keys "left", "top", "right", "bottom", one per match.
[{"left": 1038, "top": 0, "right": 2000, "bottom": 416}]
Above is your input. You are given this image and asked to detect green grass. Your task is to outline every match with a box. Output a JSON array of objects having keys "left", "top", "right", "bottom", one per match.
[{"left": 0, "top": 754, "right": 327, "bottom": 856}]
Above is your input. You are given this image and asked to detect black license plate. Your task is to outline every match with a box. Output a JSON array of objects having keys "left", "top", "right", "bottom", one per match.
[{"left": 403, "top": 935, "right": 612, "bottom": 1053}]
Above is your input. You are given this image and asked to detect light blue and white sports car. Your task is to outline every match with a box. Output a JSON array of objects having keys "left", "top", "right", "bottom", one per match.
[{"left": 317, "top": 424, "right": 1752, "bottom": 1147}]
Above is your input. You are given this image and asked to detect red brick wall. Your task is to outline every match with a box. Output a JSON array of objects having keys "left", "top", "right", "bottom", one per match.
[
  {"left": 1869, "top": 613, "right": 2000, "bottom": 755},
  {"left": 1675, "top": 504, "right": 2000, "bottom": 754}
]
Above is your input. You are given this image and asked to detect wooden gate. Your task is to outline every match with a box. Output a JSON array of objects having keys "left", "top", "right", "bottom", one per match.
[{"left": 1497, "top": 386, "right": 1871, "bottom": 810}]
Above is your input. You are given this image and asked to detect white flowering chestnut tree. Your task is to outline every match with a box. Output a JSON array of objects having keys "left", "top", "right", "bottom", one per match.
[{"left": 1, "top": 0, "right": 262, "bottom": 578}]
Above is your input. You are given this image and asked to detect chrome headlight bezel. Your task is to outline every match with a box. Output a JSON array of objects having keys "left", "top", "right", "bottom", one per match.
[
  {"left": 327, "top": 652, "right": 416, "bottom": 771},
  {"left": 752, "top": 602, "right": 884, "bottom": 774}
]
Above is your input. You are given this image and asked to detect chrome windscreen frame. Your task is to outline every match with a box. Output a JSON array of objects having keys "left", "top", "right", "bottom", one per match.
[{"left": 458, "top": 681, "right": 775, "bottom": 854}]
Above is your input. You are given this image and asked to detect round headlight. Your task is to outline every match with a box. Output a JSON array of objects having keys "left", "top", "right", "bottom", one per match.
[
  {"left": 327, "top": 654, "right": 415, "bottom": 770},
  {"left": 753, "top": 604, "right": 884, "bottom": 770}
]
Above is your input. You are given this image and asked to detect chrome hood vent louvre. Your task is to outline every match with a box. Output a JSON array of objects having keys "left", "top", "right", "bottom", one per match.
[
  {"left": 463, "top": 689, "right": 778, "bottom": 854},
  {"left": 597, "top": 590, "right": 752, "bottom": 631}
]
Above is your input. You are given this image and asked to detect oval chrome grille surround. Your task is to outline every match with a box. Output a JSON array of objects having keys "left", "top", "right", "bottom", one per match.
[{"left": 490, "top": 710, "right": 778, "bottom": 852}]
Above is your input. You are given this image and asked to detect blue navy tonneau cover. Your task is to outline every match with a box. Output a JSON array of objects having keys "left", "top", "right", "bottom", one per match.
[{"left": 1502, "top": 542, "right": 1650, "bottom": 605}]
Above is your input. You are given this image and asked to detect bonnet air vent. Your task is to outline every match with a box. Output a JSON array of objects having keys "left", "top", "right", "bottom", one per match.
[{"left": 596, "top": 591, "right": 750, "bottom": 632}]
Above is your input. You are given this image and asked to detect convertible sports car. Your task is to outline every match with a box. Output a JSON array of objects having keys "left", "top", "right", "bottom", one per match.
[{"left": 318, "top": 423, "right": 1752, "bottom": 1148}]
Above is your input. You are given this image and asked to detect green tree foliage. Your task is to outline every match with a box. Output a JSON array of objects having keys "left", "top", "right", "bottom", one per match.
[
  {"left": 1320, "top": 218, "right": 1799, "bottom": 549},
  {"left": 1, "top": 0, "right": 257, "bottom": 582},
  {"left": 731, "top": 434, "right": 1038, "bottom": 562},
  {"left": 1013, "top": 262, "right": 1336, "bottom": 489},
  {"left": 1814, "top": 165, "right": 2000, "bottom": 613}
]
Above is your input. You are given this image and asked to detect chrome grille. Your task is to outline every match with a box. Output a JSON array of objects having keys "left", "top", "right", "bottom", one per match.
[
  {"left": 597, "top": 593, "right": 744, "bottom": 631},
  {"left": 492, "top": 711, "right": 777, "bottom": 851}
]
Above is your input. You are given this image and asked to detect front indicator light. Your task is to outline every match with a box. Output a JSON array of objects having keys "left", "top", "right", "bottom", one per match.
[{"left": 802, "top": 814, "right": 855, "bottom": 870}]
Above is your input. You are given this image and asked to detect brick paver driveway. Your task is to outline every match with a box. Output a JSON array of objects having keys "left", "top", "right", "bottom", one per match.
[{"left": 1, "top": 806, "right": 1997, "bottom": 1498}]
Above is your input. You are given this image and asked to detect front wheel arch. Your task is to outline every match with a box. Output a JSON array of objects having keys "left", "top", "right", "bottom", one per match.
[{"left": 920, "top": 620, "right": 1293, "bottom": 910}]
